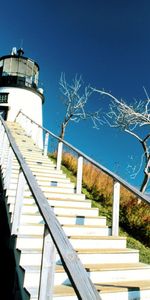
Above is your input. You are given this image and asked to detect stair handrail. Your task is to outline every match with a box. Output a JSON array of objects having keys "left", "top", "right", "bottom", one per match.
[
  {"left": 16, "top": 110, "right": 150, "bottom": 206},
  {"left": 0, "top": 115, "right": 101, "bottom": 300}
]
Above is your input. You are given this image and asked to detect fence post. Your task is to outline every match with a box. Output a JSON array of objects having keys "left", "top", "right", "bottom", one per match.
[
  {"left": 11, "top": 170, "right": 26, "bottom": 235},
  {"left": 56, "top": 142, "right": 63, "bottom": 171},
  {"left": 112, "top": 180, "right": 120, "bottom": 236},
  {"left": 76, "top": 156, "right": 83, "bottom": 194},
  {"left": 43, "top": 133, "right": 49, "bottom": 156},
  {"left": 38, "top": 225, "right": 56, "bottom": 300}
]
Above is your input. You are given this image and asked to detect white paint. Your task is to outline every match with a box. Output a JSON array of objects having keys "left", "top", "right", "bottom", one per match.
[
  {"left": 112, "top": 181, "right": 120, "bottom": 236},
  {"left": 76, "top": 156, "right": 83, "bottom": 194},
  {"left": 0, "top": 86, "right": 43, "bottom": 148},
  {"left": 57, "top": 141, "right": 63, "bottom": 170},
  {"left": 39, "top": 226, "right": 56, "bottom": 300}
]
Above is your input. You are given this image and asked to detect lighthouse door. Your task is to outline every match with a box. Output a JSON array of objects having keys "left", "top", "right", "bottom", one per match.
[{"left": 0, "top": 106, "right": 8, "bottom": 120}]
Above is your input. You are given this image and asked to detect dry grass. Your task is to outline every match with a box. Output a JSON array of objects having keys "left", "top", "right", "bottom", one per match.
[
  {"left": 50, "top": 151, "right": 150, "bottom": 247},
  {"left": 61, "top": 152, "right": 133, "bottom": 202},
  {"left": 58, "top": 151, "right": 150, "bottom": 247}
]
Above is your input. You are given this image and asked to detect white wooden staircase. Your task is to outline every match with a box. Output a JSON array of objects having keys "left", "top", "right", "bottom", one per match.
[{"left": 0, "top": 120, "right": 150, "bottom": 300}]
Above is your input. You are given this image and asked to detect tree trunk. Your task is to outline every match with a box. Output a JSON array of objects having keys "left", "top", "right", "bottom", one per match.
[
  {"left": 140, "top": 172, "right": 149, "bottom": 194},
  {"left": 59, "top": 122, "right": 66, "bottom": 139}
]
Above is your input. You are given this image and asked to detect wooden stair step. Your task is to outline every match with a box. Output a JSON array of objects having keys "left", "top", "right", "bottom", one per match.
[
  {"left": 22, "top": 262, "right": 150, "bottom": 287},
  {"left": 53, "top": 262, "right": 150, "bottom": 272},
  {"left": 20, "top": 213, "right": 107, "bottom": 226},
  {"left": 18, "top": 223, "right": 110, "bottom": 237},
  {"left": 75, "top": 248, "right": 139, "bottom": 254},
  {"left": 28, "top": 280, "right": 150, "bottom": 300},
  {"left": 23, "top": 262, "right": 150, "bottom": 272}
]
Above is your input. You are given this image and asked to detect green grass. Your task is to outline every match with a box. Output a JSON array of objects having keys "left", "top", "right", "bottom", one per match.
[{"left": 119, "top": 229, "right": 150, "bottom": 264}]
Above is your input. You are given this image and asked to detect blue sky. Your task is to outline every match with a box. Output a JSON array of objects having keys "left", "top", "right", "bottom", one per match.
[{"left": 1, "top": 0, "right": 150, "bottom": 189}]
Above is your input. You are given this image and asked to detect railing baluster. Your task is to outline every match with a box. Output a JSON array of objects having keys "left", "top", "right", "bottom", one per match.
[
  {"left": 56, "top": 141, "right": 63, "bottom": 171},
  {"left": 35, "top": 125, "right": 39, "bottom": 145},
  {"left": 27, "top": 119, "right": 32, "bottom": 136},
  {"left": 43, "top": 132, "right": 49, "bottom": 156},
  {"left": 39, "top": 225, "right": 56, "bottom": 300},
  {"left": 11, "top": 170, "right": 26, "bottom": 235},
  {"left": 0, "top": 133, "right": 8, "bottom": 166},
  {"left": 0, "top": 119, "right": 3, "bottom": 134},
  {"left": 4, "top": 146, "right": 13, "bottom": 189},
  {"left": 112, "top": 180, "right": 120, "bottom": 236},
  {"left": 23, "top": 114, "right": 27, "bottom": 129},
  {"left": 0, "top": 125, "right": 5, "bottom": 156},
  {"left": 76, "top": 155, "right": 83, "bottom": 194}
]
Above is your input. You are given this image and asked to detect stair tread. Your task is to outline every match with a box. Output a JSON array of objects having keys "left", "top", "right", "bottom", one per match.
[
  {"left": 17, "top": 230, "right": 126, "bottom": 240},
  {"left": 23, "top": 197, "right": 90, "bottom": 203},
  {"left": 17, "top": 240, "right": 128, "bottom": 253},
  {"left": 95, "top": 280, "right": 150, "bottom": 292},
  {"left": 18, "top": 233, "right": 125, "bottom": 240},
  {"left": 22, "top": 262, "right": 150, "bottom": 272},
  {"left": 21, "top": 203, "right": 97, "bottom": 210},
  {"left": 20, "top": 212, "right": 106, "bottom": 219},
  {"left": 76, "top": 248, "right": 139, "bottom": 254},
  {"left": 11, "top": 158, "right": 54, "bottom": 164},
  {"left": 55, "top": 280, "right": 150, "bottom": 295},
  {"left": 27, "top": 280, "right": 150, "bottom": 299},
  {"left": 56, "top": 214, "right": 106, "bottom": 219},
  {"left": 20, "top": 223, "right": 108, "bottom": 229},
  {"left": 69, "top": 235, "right": 126, "bottom": 240}
]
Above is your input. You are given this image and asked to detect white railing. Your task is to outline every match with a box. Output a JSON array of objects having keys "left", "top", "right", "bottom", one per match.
[
  {"left": 0, "top": 116, "right": 101, "bottom": 300},
  {"left": 16, "top": 110, "right": 150, "bottom": 237}
]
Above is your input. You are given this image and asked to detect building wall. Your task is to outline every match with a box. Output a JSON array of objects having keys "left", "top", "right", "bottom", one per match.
[{"left": 0, "top": 87, "right": 43, "bottom": 148}]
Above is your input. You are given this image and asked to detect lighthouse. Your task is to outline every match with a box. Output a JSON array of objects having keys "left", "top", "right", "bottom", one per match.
[{"left": 0, "top": 47, "right": 44, "bottom": 147}]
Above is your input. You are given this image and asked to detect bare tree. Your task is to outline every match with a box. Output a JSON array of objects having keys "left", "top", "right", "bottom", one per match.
[
  {"left": 92, "top": 88, "right": 150, "bottom": 193},
  {"left": 59, "top": 73, "right": 101, "bottom": 139}
]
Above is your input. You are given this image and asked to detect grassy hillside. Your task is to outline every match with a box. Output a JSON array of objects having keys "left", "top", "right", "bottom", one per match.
[{"left": 49, "top": 152, "right": 150, "bottom": 264}]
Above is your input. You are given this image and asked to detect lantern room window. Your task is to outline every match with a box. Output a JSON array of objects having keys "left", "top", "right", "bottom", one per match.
[
  {"left": 0, "top": 93, "right": 8, "bottom": 103},
  {"left": 0, "top": 56, "right": 39, "bottom": 88}
]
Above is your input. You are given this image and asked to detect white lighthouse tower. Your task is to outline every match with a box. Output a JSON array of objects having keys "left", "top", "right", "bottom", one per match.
[{"left": 0, "top": 47, "right": 44, "bottom": 147}]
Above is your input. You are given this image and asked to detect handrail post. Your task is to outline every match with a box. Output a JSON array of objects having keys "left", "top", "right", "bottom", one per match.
[
  {"left": 56, "top": 141, "right": 63, "bottom": 171},
  {"left": 38, "top": 225, "right": 56, "bottom": 300},
  {"left": 76, "top": 155, "right": 83, "bottom": 194},
  {"left": 23, "top": 114, "right": 27, "bottom": 129},
  {"left": 43, "top": 133, "right": 49, "bottom": 156},
  {"left": 36, "top": 125, "right": 40, "bottom": 145},
  {"left": 30, "top": 120, "right": 34, "bottom": 139},
  {"left": 11, "top": 170, "right": 26, "bottom": 235},
  {"left": 112, "top": 180, "right": 120, "bottom": 236},
  {"left": 27, "top": 119, "right": 32, "bottom": 137}
]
